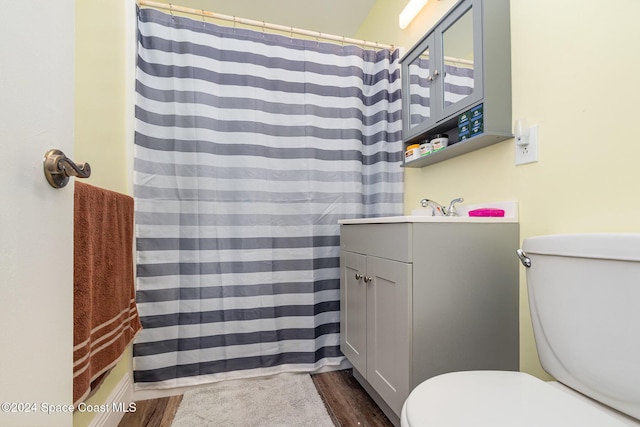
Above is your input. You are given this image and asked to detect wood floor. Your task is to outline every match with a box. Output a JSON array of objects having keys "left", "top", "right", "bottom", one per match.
[
  {"left": 118, "top": 369, "right": 393, "bottom": 427},
  {"left": 312, "top": 369, "right": 394, "bottom": 427},
  {"left": 118, "top": 394, "right": 183, "bottom": 427}
]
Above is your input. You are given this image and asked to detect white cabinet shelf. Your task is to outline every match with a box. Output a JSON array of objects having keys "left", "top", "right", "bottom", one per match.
[{"left": 403, "top": 131, "right": 512, "bottom": 168}]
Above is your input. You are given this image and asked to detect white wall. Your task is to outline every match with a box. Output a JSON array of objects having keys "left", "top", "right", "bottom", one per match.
[{"left": 0, "top": 2, "right": 75, "bottom": 426}]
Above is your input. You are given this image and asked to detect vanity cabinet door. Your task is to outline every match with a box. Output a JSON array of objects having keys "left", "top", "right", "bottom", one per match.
[
  {"left": 340, "top": 250, "right": 368, "bottom": 374},
  {"left": 340, "top": 250, "right": 412, "bottom": 417},
  {"left": 366, "top": 256, "right": 411, "bottom": 417}
]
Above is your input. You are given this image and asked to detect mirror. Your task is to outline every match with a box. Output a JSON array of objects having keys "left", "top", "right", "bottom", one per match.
[
  {"left": 407, "top": 44, "right": 432, "bottom": 129},
  {"left": 442, "top": 7, "right": 474, "bottom": 108}
]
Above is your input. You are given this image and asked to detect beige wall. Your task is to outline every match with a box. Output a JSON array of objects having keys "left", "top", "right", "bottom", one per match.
[
  {"left": 357, "top": 0, "right": 640, "bottom": 379},
  {"left": 74, "top": 0, "right": 133, "bottom": 425},
  {"left": 75, "top": 0, "right": 131, "bottom": 195}
]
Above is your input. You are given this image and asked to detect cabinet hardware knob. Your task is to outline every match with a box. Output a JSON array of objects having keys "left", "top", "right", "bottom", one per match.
[
  {"left": 363, "top": 276, "right": 373, "bottom": 283},
  {"left": 433, "top": 69, "right": 440, "bottom": 77},
  {"left": 355, "top": 273, "right": 363, "bottom": 280}
]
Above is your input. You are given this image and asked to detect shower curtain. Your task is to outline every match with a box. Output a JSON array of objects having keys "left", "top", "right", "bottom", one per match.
[{"left": 133, "top": 8, "right": 403, "bottom": 389}]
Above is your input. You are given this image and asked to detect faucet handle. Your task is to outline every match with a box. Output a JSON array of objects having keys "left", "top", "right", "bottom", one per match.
[{"left": 447, "top": 197, "right": 464, "bottom": 216}]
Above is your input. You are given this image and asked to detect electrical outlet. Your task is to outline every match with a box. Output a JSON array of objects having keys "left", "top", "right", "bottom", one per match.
[{"left": 515, "top": 125, "right": 538, "bottom": 165}]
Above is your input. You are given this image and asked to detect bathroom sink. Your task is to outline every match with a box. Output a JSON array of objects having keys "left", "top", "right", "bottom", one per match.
[
  {"left": 411, "top": 208, "right": 435, "bottom": 216},
  {"left": 339, "top": 201, "right": 518, "bottom": 225},
  {"left": 339, "top": 215, "right": 517, "bottom": 224},
  {"left": 412, "top": 201, "right": 516, "bottom": 218}
]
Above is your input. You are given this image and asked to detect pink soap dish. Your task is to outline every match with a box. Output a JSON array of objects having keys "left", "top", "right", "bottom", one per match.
[{"left": 468, "top": 208, "right": 505, "bottom": 217}]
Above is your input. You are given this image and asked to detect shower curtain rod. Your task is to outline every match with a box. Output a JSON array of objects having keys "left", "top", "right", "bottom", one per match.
[{"left": 137, "top": 0, "right": 396, "bottom": 51}]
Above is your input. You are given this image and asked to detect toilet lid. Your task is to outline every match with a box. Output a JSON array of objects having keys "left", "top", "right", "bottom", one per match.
[{"left": 403, "top": 371, "right": 637, "bottom": 427}]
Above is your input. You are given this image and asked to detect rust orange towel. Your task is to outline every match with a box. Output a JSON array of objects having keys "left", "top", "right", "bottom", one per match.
[{"left": 73, "top": 182, "right": 141, "bottom": 406}]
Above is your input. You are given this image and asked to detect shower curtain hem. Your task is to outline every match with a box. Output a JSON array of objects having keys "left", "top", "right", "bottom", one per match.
[{"left": 132, "top": 356, "right": 346, "bottom": 391}]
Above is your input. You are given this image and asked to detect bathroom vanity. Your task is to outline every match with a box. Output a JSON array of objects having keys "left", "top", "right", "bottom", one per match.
[{"left": 339, "top": 216, "right": 519, "bottom": 425}]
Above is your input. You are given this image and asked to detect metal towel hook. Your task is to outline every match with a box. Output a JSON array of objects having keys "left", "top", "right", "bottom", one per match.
[{"left": 43, "top": 149, "right": 91, "bottom": 189}]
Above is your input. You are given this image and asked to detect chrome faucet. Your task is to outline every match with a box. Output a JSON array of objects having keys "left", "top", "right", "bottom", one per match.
[
  {"left": 420, "top": 199, "right": 447, "bottom": 216},
  {"left": 420, "top": 197, "right": 464, "bottom": 216}
]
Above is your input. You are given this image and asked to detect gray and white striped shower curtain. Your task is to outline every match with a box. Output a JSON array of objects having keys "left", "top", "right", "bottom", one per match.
[{"left": 133, "top": 8, "right": 403, "bottom": 389}]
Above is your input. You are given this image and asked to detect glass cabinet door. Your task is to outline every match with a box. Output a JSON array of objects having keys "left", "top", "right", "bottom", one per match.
[
  {"left": 402, "top": 33, "right": 438, "bottom": 139},
  {"left": 407, "top": 34, "right": 436, "bottom": 131},
  {"left": 438, "top": 0, "right": 483, "bottom": 119}
]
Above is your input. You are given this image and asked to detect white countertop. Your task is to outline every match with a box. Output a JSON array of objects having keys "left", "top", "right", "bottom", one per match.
[
  {"left": 339, "top": 215, "right": 518, "bottom": 224},
  {"left": 339, "top": 201, "right": 519, "bottom": 224}
]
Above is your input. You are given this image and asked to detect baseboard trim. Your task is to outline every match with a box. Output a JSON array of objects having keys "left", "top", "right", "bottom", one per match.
[{"left": 88, "top": 374, "right": 134, "bottom": 427}]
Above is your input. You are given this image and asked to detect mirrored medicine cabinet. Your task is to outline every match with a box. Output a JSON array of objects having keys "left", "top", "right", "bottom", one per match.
[{"left": 400, "top": 0, "right": 512, "bottom": 167}]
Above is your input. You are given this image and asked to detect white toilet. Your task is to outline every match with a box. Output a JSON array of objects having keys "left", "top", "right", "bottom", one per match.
[{"left": 401, "top": 233, "right": 640, "bottom": 426}]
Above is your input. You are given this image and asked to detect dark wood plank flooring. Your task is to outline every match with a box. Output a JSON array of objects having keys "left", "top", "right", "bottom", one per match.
[
  {"left": 118, "top": 369, "right": 393, "bottom": 427},
  {"left": 118, "top": 394, "right": 182, "bottom": 427},
  {"left": 312, "top": 369, "right": 394, "bottom": 427}
]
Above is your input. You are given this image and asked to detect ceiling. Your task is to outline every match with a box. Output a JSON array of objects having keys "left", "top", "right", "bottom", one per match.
[{"left": 153, "top": 0, "right": 380, "bottom": 38}]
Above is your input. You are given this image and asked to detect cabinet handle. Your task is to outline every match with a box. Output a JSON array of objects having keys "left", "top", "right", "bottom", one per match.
[
  {"left": 433, "top": 69, "right": 440, "bottom": 77},
  {"left": 363, "top": 276, "right": 373, "bottom": 283},
  {"left": 355, "top": 273, "right": 363, "bottom": 280}
]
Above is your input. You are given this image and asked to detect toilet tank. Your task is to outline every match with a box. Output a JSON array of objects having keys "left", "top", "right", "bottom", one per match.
[{"left": 522, "top": 233, "right": 640, "bottom": 421}]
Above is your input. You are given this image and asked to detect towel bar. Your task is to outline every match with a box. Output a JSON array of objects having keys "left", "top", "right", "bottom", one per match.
[{"left": 43, "top": 149, "right": 91, "bottom": 188}]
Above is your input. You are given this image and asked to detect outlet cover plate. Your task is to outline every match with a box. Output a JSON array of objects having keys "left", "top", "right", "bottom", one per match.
[{"left": 515, "top": 125, "right": 538, "bottom": 165}]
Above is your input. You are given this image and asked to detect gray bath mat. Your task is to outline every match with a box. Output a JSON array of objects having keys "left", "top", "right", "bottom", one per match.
[{"left": 171, "top": 373, "right": 334, "bottom": 426}]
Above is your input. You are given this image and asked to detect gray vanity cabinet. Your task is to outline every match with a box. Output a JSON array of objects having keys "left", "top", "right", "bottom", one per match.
[{"left": 339, "top": 221, "right": 519, "bottom": 425}]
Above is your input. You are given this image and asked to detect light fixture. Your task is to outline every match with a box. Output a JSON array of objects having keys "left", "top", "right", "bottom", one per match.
[{"left": 399, "top": 0, "right": 429, "bottom": 29}]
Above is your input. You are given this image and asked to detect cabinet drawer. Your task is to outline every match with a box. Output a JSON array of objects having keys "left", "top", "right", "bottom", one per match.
[{"left": 340, "top": 223, "right": 412, "bottom": 262}]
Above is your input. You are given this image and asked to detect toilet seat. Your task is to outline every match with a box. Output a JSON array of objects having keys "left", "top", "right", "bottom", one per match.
[{"left": 401, "top": 371, "right": 640, "bottom": 427}]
